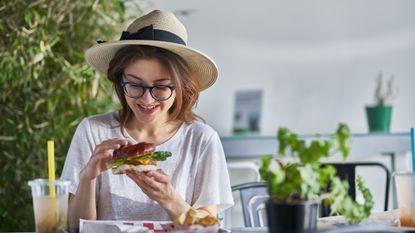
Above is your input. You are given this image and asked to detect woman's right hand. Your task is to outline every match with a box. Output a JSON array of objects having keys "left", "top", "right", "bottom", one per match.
[{"left": 80, "top": 139, "right": 132, "bottom": 181}]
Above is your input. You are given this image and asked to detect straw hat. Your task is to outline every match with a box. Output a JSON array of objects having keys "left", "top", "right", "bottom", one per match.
[{"left": 85, "top": 10, "right": 218, "bottom": 91}]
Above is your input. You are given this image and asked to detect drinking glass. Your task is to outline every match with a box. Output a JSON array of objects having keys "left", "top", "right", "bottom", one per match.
[
  {"left": 394, "top": 171, "right": 415, "bottom": 227},
  {"left": 28, "top": 179, "right": 70, "bottom": 233}
]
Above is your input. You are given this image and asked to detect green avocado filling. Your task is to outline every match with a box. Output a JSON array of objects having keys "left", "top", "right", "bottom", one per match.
[{"left": 106, "top": 151, "right": 172, "bottom": 168}]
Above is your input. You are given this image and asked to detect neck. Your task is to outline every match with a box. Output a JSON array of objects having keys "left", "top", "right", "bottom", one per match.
[{"left": 125, "top": 117, "right": 181, "bottom": 145}]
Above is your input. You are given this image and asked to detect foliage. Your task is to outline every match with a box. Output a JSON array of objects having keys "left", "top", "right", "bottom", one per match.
[
  {"left": 326, "top": 176, "right": 373, "bottom": 224},
  {"left": 373, "top": 72, "right": 397, "bottom": 106},
  {"left": 259, "top": 124, "right": 373, "bottom": 224},
  {"left": 0, "top": 0, "right": 146, "bottom": 231}
]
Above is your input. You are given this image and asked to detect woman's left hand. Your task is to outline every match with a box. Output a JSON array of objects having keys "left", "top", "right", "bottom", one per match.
[
  {"left": 127, "top": 169, "right": 177, "bottom": 204},
  {"left": 128, "top": 170, "right": 218, "bottom": 220}
]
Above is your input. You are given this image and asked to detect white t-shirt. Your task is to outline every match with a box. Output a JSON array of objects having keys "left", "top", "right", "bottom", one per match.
[{"left": 61, "top": 112, "right": 234, "bottom": 221}]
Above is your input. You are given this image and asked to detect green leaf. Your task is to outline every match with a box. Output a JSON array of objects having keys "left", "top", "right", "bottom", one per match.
[{"left": 0, "top": 1, "right": 146, "bottom": 231}]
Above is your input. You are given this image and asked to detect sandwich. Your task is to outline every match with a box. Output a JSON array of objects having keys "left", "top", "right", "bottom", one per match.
[{"left": 107, "top": 142, "right": 172, "bottom": 174}]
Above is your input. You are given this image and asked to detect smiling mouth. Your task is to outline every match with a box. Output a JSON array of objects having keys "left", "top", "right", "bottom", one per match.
[{"left": 137, "top": 104, "right": 158, "bottom": 114}]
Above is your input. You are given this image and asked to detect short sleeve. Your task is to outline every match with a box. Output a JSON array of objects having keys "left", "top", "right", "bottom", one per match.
[
  {"left": 60, "top": 118, "right": 95, "bottom": 194},
  {"left": 191, "top": 132, "right": 234, "bottom": 213}
]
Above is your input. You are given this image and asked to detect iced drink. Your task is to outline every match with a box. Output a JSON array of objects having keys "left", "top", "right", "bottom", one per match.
[
  {"left": 28, "top": 179, "right": 70, "bottom": 233},
  {"left": 393, "top": 171, "right": 415, "bottom": 227}
]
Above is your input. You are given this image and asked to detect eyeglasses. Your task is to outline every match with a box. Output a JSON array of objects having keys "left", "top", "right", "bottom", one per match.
[{"left": 119, "top": 79, "right": 175, "bottom": 101}]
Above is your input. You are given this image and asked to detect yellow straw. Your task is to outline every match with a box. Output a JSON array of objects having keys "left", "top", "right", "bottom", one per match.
[{"left": 48, "top": 140, "right": 56, "bottom": 197}]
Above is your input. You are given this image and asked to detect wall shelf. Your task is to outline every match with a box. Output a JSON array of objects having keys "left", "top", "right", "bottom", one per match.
[{"left": 221, "top": 132, "right": 411, "bottom": 159}]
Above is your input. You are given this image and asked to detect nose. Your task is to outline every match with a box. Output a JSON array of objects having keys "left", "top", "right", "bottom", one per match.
[{"left": 139, "top": 88, "right": 154, "bottom": 102}]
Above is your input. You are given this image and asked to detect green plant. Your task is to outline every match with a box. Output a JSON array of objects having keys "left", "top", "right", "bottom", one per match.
[
  {"left": 0, "top": 1, "right": 146, "bottom": 231},
  {"left": 373, "top": 72, "right": 397, "bottom": 106},
  {"left": 259, "top": 124, "right": 373, "bottom": 224}
]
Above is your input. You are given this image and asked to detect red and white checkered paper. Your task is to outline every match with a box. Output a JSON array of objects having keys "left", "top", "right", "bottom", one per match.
[{"left": 80, "top": 219, "right": 220, "bottom": 233}]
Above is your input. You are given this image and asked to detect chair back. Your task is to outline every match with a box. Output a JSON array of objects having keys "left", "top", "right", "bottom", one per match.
[
  {"left": 232, "top": 182, "right": 269, "bottom": 227},
  {"left": 320, "top": 162, "right": 391, "bottom": 217}
]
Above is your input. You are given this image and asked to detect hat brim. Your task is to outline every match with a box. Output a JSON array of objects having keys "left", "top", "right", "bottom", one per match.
[{"left": 85, "top": 40, "right": 218, "bottom": 91}]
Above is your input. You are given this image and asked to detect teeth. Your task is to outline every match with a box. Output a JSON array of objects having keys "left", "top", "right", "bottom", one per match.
[{"left": 139, "top": 105, "right": 156, "bottom": 109}]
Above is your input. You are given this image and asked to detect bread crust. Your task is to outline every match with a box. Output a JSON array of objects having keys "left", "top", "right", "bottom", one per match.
[
  {"left": 113, "top": 142, "right": 155, "bottom": 160},
  {"left": 112, "top": 164, "right": 157, "bottom": 174}
]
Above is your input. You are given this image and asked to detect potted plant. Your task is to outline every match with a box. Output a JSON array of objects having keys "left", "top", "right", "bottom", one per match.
[
  {"left": 259, "top": 124, "right": 374, "bottom": 233},
  {"left": 365, "top": 72, "right": 397, "bottom": 133}
]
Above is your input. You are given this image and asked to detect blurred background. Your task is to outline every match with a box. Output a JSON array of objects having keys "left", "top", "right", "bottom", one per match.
[
  {"left": 1, "top": 0, "right": 414, "bottom": 231},
  {"left": 152, "top": 0, "right": 415, "bottom": 135}
]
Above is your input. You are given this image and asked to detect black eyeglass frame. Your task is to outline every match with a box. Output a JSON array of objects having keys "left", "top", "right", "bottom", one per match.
[{"left": 119, "top": 79, "right": 175, "bottom": 101}]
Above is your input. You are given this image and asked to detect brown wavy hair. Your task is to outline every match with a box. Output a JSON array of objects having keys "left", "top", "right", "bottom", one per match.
[{"left": 107, "top": 45, "right": 202, "bottom": 130}]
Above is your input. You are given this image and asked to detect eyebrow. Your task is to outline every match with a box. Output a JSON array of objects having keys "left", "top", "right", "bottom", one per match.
[{"left": 124, "top": 73, "right": 171, "bottom": 82}]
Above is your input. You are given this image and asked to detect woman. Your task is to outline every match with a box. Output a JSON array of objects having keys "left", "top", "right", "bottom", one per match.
[{"left": 61, "top": 10, "right": 234, "bottom": 228}]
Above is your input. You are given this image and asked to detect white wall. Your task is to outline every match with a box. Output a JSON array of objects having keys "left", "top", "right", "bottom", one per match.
[{"left": 151, "top": 0, "right": 415, "bottom": 136}]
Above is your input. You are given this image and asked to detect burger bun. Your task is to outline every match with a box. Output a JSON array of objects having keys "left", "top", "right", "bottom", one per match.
[{"left": 112, "top": 164, "right": 157, "bottom": 174}]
